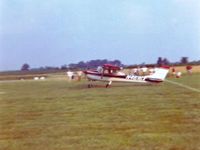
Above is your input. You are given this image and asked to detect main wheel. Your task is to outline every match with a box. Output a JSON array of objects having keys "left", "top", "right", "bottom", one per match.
[{"left": 106, "top": 84, "right": 109, "bottom": 88}]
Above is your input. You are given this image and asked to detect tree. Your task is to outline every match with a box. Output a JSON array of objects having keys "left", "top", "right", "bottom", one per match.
[
  {"left": 163, "top": 58, "right": 170, "bottom": 65},
  {"left": 21, "top": 63, "right": 30, "bottom": 71},
  {"left": 157, "top": 57, "right": 163, "bottom": 66},
  {"left": 112, "top": 60, "right": 122, "bottom": 66},
  {"left": 77, "top": 61, "right": 87, "bottom": 68},
  {"left": 180, "top": 57, "right": 188, "bottom": 64},
  {"left": 68, "top": 63, "right": 77, "bottom": 69},
  {"left": 61, "top": 65, "right": 68, "bottom": 70}
]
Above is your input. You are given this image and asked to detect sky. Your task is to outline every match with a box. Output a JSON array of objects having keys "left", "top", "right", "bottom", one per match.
[{"left": 0, "top": 0, "right": 200, "bottom": 70}]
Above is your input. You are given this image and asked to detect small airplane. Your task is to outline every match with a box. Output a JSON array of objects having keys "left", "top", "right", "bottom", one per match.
[{"left": 83, "top": 64, "right": 170, "bottom": 88}]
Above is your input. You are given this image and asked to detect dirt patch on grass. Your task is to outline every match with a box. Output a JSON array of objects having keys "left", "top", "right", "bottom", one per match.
[
  {"left": 172, "top": 65, "right": 200, "bottom": 73},
  {"left": 0, "top": 128, "right": 42, "bottom": 140},
  {"left": 17, "top": 111, "right": 43, "bottom": 120}
]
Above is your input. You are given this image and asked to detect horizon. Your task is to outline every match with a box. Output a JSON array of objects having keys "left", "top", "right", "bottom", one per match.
[
  {"left": 0, "top": 0, "right": 200, "bottom": 71},
  {"left": 1, "top": 57, "right": 199, "bottom": 72}
]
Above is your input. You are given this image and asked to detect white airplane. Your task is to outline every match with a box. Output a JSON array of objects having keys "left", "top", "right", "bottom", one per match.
[{"left": 83, "top": 64, "right": 169, "bottom": 88}]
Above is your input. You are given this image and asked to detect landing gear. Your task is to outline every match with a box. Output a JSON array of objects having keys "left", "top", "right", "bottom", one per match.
[
  {"left": 87, "top": 81, "right": 112, "bottom": 88},
  {"left": 106, "top": 81, "right": 112, "bottom": 88},
  {"left": 88, "top": 84, "right": 92, "bottom": 88},
  {"left": 87, "top": 80, "right": 93, "bottom": 88}
]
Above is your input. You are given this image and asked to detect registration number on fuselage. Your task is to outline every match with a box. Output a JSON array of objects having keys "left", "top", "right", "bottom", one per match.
[{"left": 126, "top": 75, "right": 145, "bottom": 81}]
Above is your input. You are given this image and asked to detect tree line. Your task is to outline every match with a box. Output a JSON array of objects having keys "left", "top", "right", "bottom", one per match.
[
  {"left": 21, "top": 57, "right": 200, "bottom": 71},
  {"left": 156, "top": 57, "right": 200, "bottom": 66},
  {"left": 21, "top": 59, "right": 123, "bottom": 71}
]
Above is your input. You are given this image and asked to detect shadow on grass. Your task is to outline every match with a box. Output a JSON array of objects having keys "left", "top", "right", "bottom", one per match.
[{"left": 71, "top": 82, "right": 161, "bottom": 90}]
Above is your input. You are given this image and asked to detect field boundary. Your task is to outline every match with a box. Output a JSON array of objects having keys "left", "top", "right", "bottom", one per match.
[{"left": 165, "top": 79, "right": 200, "bottom": 93}]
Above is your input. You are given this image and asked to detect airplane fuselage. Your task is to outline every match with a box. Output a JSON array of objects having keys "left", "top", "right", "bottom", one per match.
[
  {"left": 84, "top": 70, "right": 163, "bottom": 84},
  {"left": 83, "top": 64, "right": 169, "bottom": 87}
]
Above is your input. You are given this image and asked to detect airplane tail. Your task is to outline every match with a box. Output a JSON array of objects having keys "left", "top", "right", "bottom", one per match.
[{"left": 145, "top": 66, "right": 169, "bottom": 83}]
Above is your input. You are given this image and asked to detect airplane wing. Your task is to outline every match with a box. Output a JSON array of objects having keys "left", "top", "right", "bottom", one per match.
[{"left": 103, "top": 64, "right": 121, "bottom": 70}]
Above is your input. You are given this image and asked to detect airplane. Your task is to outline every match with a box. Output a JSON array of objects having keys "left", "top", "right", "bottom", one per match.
[{"left": 83, "top": 64, "right": 170, "bottom": 88}]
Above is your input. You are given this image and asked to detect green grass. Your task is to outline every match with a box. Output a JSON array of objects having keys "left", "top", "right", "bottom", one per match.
[{"left": 0, "top": 74, "right": 200, "bottom": 150}]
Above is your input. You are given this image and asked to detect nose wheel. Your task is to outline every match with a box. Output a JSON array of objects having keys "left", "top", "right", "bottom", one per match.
[{"left": 106, "top": 81, "right": 112, "bottom": 88}]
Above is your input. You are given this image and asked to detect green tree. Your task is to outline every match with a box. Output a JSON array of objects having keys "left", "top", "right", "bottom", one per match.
[
  {"left": 180, "top": 57, "right": 188, "bottom": 64},
  {"left": 157, "top": 57, "right": 163, "bottom": 66},
  {"left": 21, "top": 63, "right": 30, "bottom": 71}
]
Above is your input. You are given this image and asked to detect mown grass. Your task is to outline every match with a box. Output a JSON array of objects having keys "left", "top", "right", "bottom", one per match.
[{"left": 0, "top": 74, "right": 200, "bottom": 150}]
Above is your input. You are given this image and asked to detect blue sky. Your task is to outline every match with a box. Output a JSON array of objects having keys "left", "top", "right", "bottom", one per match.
[{"left": 0, "top": 0, "right": 199, "bottom": 70}]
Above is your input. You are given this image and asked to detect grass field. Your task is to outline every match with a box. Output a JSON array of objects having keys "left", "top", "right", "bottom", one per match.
[{"left": 0, "top": 73, "right": 200, "bottom": 150}]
